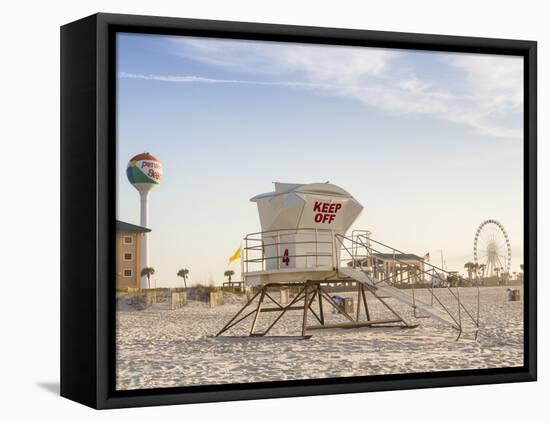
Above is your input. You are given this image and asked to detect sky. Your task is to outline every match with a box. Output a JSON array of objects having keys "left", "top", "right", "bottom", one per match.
[{"left": 116, "top": 33, "right": 524, "bottom": 287}]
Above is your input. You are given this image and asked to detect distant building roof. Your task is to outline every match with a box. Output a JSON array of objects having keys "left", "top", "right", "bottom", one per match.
[
  {"left": 116, "top": 220, "right": 151, "bottom": 233},
  {"left": 348, "top": 253, "right": 424, "bottom": 267},
  {"left": 373, "top": 253, "right": 424, "bottom": 261}
]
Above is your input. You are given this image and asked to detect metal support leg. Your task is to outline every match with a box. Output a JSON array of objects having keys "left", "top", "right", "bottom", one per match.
[
  {"left": 259, "top": 286, "right": 306, "bottom": 336},
  {"left": 371, "top": 289, "right": 412, "bottom": 327},
  {"left": 216, "top": 290, "right": 261, "bottom": 336},
  {"left": 302, "top": 284, "right": 309, "bottom": 337},
  {"left": 318, "top": 288, "right": 356, "bottom": 323},
  {"left": 250, "top": 287, "right": 267, "bottom": 336},
  {"left": 317, "top": 284, "right": 325, "bottom": 325},
  {"left": 356, "top": 283, "right": 362, "bottom": 321}
]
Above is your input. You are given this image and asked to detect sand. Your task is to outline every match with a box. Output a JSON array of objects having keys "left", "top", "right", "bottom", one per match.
[{"left": 116, "top": 286, "right": 523, "bottom": 390}]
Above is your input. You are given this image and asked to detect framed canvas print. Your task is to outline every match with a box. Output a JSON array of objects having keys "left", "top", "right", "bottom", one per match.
[{"left": 60, "top": 13, "right": 537, "bottom": 409}]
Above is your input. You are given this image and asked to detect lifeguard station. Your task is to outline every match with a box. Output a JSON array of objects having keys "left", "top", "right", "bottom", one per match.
[{"left": 217, "top": 182, "right": 480, "bottom": 339}]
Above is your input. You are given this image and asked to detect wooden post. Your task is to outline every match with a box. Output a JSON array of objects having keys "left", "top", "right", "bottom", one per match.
[
  {"left": 170, "top": 292, "right": 186, "bottom": 310},
  {"left": 209, "top": 291, "right": 221, "bottom": 308},
  {"left": 280, "top": 288, "right": 289, "bottom": 305},
  {"left": 344, "top": 297, "right": 354, "bottom": 314},
  {"left": 145, "top": 291, "right": 157, "bottom": 307}
]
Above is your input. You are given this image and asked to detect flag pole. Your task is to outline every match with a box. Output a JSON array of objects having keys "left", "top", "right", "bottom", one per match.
[{"left": 240, "top": 240, "right": 244, "bottom": 286}]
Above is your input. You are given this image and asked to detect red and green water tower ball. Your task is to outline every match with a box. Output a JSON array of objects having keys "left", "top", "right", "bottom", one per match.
[{"left": 126, "top": 152, "right": 163, "bottom": 191}]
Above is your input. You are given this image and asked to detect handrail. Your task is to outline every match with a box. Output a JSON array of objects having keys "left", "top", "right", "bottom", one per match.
[
  {"left": 334, "top": 233, "right": 479, "bottom": 331},
  {"left": 353, "top": 232, "right": 480, "bottom": 330},
  {"left": 242, "top": 228, "right": 338, "bottom": 273},
  {"left": 245, "top": 253, "right": 333, "bottom": 262},
  {"left": 244, "top": 240, "right": 333, "bottom": 250}
]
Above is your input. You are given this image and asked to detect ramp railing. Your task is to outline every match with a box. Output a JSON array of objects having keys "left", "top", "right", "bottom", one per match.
[{"left": 335, "top": 232, "right": 480, "bottom": 338}]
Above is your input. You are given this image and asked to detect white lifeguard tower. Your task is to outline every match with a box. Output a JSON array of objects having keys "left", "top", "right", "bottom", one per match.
[
  {"left": 217, "top": 182, "right": 480, "bottom": 339},
  {"left": 243, "top": 182, "right": 363, "bottom": 285}
]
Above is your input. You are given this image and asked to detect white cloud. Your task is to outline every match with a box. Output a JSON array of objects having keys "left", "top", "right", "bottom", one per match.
[
  {"left": 123, "top": 37, "right": 524, "bottom": 138},
  {"left": 118, "top": 71, "right": 329, "bottom": 88},
  {"left": 444, "top": 54, "right": 523, "bottom": 137},
  {"left": 173, "top": 37, "right": 393, "bottom": 81}
]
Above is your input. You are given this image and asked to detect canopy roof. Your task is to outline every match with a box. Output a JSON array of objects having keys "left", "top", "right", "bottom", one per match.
[
  {"left": 251, "top": 182, "right": 353, "bottom": 201},
  {"left": 251, "top": 182, "right": 363, "bottom": 234},
  {"left": 116, "top": 220, "right": 151, "bottom": 233}
]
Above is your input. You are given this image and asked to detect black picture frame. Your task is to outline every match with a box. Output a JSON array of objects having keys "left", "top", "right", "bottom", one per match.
[{"left": 60, "top": 12, "right": 537, "bottom": 409}]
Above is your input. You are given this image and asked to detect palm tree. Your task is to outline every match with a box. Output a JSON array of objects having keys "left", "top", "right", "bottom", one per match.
[
  {"left": 464, "top": 262, "right": 476, "bottom": 281},
  {"left": 478, "top": 264, "right": 486, "bottom": 285},
  {"left": 494, "top": 267, "right": 501, "bottom": 284},
  {"left": 224, "top": 270, "right": 235, "bottom": 283},
  {"left": 177, "top": 268, "right": 189, "bottom": 288},
  {"left": 141, "top": 267, "right": 155, "bottom": 289},
  {"left": 517, "top": 264, "right": 524, "bottom": 284},
  {"left": 446, "top": 273, "right": 459, "bottom": 287}
]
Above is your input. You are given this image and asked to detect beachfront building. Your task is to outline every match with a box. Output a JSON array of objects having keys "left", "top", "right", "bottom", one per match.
[
  {"left": 116, "top": 220, "right": 151, "bottom": 291},
  {"left": 351, "top": 253, "right": 427, "bottom": 285}
]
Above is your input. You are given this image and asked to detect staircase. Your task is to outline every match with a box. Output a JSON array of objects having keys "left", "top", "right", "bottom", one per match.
[
  {"left": 339, "top": 267, "right": 461, "bottom": 330},
  {"left": 336, "top": 233, "right": 480, "bottom": 338}
]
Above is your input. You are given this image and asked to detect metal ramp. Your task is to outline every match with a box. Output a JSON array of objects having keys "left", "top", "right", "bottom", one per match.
[
  {"left": 338, "top": 267, "right": 460, "bottom": 330},
  {"left": 336, "top": 232, "right": 480, "bottom": 339}
]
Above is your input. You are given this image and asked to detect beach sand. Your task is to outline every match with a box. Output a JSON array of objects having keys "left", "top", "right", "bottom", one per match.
[{"left": 116, "top": 286, "right": 523, "bottom": 390}]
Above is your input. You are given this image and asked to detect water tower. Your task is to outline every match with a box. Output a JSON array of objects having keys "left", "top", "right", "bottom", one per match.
[{"left": 126, "top": 152, "right": 163, "bottom": 288}]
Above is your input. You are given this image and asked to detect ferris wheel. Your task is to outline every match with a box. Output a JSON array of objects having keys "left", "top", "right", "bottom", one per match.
[{"left": 473, "top": 219, "right": 512, "bottom": 277}]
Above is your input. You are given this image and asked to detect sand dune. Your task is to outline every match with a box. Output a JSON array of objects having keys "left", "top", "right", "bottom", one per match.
[{"left": 116, "top": 286, "right": 523, "bottom": 390}]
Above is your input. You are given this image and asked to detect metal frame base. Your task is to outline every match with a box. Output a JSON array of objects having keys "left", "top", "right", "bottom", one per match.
[{"left": 216, "top": 280, "right": 414, "bottom": 338}]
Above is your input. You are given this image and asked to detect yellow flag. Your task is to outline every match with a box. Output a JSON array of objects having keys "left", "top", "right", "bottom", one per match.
[{"left": 228, "top": 247, "right": 241, "bottom": 264}]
